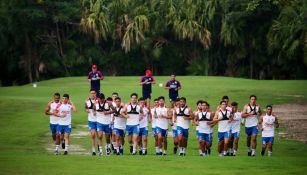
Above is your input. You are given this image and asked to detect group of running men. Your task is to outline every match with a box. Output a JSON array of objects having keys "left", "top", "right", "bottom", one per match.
[{"left": 44, "top": 68, "right": 279, "bottom": 157}]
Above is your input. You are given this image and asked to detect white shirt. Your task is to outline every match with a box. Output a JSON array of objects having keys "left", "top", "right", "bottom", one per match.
[
  {"left": 217, "top": 110, "right": 231, "bottom": 132},
  {"left": 49, "top": 101, "right": 61, "bottom": 124},
  {"left": 139, "top": 107, "right": 149, "bottom": 128},
  {"left": 113, "top": 106, "right": 126, "bottom": 130},
  {"left": 198, "top": 110, "right": 213, "bottom": 134},
  {"left": 85, "top": 98, "right": 96, "bottom": 122},
  {"left": 58, "top": 103, "right": 73, "bottom": 126},
  {"left": 126, "top": 104, "right": 141, "bottom": 126},
  {"left": 95, "top": 101, "right": 112, "bottom": 124},
  {"left": 262, "top": 114, "right": 276, "bottom": 137},
  {"left": 230, "top": 111, "right": 242, "bottom": 133},
  {"left": 194, "top": 110, "right": 201, "bottom": 131},
  {"left": 155, "top": 106, "right": 169, "bottom": 130},
  {"left": 151, "top": 107, "right": 157, "bottom": 128},
  {"left": 176, "top": 106, "right": 190, "bottom": 129},
  {"left": 245, "top": 104, "right": 259, "bottom": 127}
]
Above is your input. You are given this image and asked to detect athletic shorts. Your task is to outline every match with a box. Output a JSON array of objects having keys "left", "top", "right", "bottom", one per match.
[
  {"left": 262, "top": 137, "right": 274, "bottom": 145},
  {"left": 50, "top": 124, "right": 58, "bottom": 134},
  {"left": 152, "top": 127, "right": 157, "bottom": 137},
  {"left": 126, "top": 125, "right": 139, "bottom": 135},
  {"left": 169, "top": 94, "right": 178, "bottom": 102},
  {"left": 114, "top": 128, "right": 125, "bottom": 138},
  {"left": 218, "top": 131, "right": 230, "bottom": 142},
  {"left": 177, "top": 126, "right": 189, "bottom": 139},
  {"left": 57, "top": 125, "right": 71, "bottom": 134},
  {"left": 172, "top": 129, "right": 178, "bottom": 138},
  {"left": 231, "top": 131, "right": 240, "bottom": 139},
  {"left": 142, "top": 91, "right": 151, "bottom": 99},
  {"left": 88, "top": 121, "right": 97, "bottom": 130},
  {"left": 139, "top": 127, "right": 149, "bottom": 137},
  {"left": 198, "top": 133, "right": 213, "bottom": 143},
  {"left": 245, "top": 126, "right": 258, "bottom": 136},
  {"left": 97, "top": 123, "right": 111, "bottom": 134},
  {"left": 156, "top": 127, "right": 168, "bottom": 137},
  {"left": 110, "top": 123, "right": 114, "bottom": 130}
]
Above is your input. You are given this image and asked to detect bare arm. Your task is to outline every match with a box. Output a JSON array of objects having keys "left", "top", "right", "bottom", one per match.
[
  {"left": 275, "top": 116, "right": 279, "bottom": 128},
  {"left": 120, "top": 105, "right": 129, "bottom": 119},
  {"left": 258, "top": 115, "right": 264, "bottom": 131},
  {"left": 45, "top": 102, "right": 52, "bottom": 115},
  {"left": 242, "top": 105, "right": 249, "bottom": 118}
]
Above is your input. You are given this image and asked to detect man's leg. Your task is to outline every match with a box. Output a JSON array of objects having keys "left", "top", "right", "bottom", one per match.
[
  {"left": 97, "top": 132, "right": 103, "bottom": 155},
  {"left": 90, "top": 129, "right": 97, "bottom": 154},
  {"left": 251, "top": 134, "right": 257, "bottom": 156}
]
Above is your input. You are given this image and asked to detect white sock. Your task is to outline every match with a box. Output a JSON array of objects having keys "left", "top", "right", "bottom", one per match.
[
  {"left": 92, "top": 146, "right": 95, "bottom": 152},
  {"left": 248, "top": 147, "right": 251, "bottom": 152},
  {"left": 163, "top": 150, "right": 167, "bottom": 154},
  {"left": 107, "top": 144, "right": 111, "bottom": 149},
  {"left": 65, "top": 145, "right": 69, "bottom": 151},
  {"left": 112, "top": 142, "right": 116, "bottom": 147},
  {"left": 251, "top": 149, "right": 255, "bottom": 155},
  {"left": 268, "top": 151, "right": 272, "bottom": 156},
  {"left": 159, "top": 148, "right": 163, "bottom": 153},
  {"left": 99, "top": 146, "right": 103, "bottom": 153},
  {"left": 55, "top": 145, "right": 59, "bottom": 151},
  {"left": 183, "top": 147, "right": 186, "bottom": 153},
  {"left": 223, "top": 150, "right": 227, "bottom": 155},
  {"left": 233, "top": 150, "right": 237, "bottom": 155},
  {"left": 133, "top": 145, "right": 136, "bottom": 153},
  {"left": 142, "top": 148, "right": 146, "bottom": 154},
  {"left": 155, "top": 147, "right": 159, "bottom": 153},
  {"left": 199, "top": 149, "right": 202, "bottom": 154}
]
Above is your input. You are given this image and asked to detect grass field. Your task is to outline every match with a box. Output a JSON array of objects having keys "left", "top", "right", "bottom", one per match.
[{"left": 0, "top": 76, "right": 307, "bottom": 175}]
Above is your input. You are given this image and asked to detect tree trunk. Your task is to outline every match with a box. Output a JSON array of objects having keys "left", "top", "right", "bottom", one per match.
[{"left": 25, "top": 33, "right": 33, "bottom": 83}]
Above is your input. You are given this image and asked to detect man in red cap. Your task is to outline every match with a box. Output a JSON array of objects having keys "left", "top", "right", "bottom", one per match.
[
  {"left": 88, "top": 65, "right": 104, "bottom": 97},
  {"left": 140, "top": 69, "right": 155, "bottom": 107}
]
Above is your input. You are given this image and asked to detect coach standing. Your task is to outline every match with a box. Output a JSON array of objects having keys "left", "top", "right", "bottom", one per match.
[
  {"left": 164, "top": 74, "right": 181, "bottom": 107},
  {"left": 140, "top": 69, "right": 155, "bottom": 107},
  {"left": 88, "top": 64, "right": 104, "bottom": 98}
]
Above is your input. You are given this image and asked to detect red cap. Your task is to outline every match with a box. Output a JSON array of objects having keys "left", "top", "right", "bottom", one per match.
[
  {"left": 145, "top": 69, "right": 151, "bottom": 75},
  {"left": 92, "top": 64, "right": 97, "bottom": 69}
]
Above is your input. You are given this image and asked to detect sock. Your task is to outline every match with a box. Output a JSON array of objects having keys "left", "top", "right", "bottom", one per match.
[
  {"left": 199, "top": 149, "right": 202, "bottom": 154},
  {"left": 223, "top": 150, "right": 227, "bottom": 155},
  {"left": 233, "top": 149, "right": 237, "bottom": 155},
  {"left": 133, "top": 145, "right": 136, "bottom": 153},
  {"left": 183, "top": 147, "right": 186, "bottom": 154},
  {"left": 92, "top": 146, "right": 95, "bottom": 152},
  {"left": 268, "top": 151, "right": 272, "bottom": 156},
  {"left": 155, "top": 147, "right": 159, "bottom": 153},
  {"left": 55, "top": 145, "right": 59, "bottom": 151},
  {"left": 107, "top": 144, "right": 111, "bottom": 149},
  {"left": 65, "top": 145, "right": 69, "bottom": 151},
  {"left": 99, "top": 146, "right": 103, "bottom": 153},
  {"left": 248, "top": 147, "right": 251, "bottom": 152},
  {"left": 112, "top": 142, "right": 116, "bottom": 147},
  {"left": 142, "top": 148, "right": 146, "bottom": 154},
  {"left": 159, "top": 148, "right": 163, "bottom": 153},
  {"left": 251, "top": 149, "right": 255, "bottom": 155},
  {"left": 163, "top": 150, "right": 166, "bottom": 154}
]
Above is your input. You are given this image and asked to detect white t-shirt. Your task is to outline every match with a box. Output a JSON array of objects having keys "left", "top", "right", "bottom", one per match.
[
  {"left": 155, "top": 106, "right": 169, "bottom": 130},
  {"left": 113, "top": 106, "right": 126, "bottom": 130},
  {"left": 176, "top": 106, "right": 190, "bottom": 129},
  {"left": 126, "top": 104, "right": 141, "bottom": 126},
  {"left": 49, "top": 101, "right": 61, "bottom": 124},
  {"left": 262, "top": 114, "right": 276, "bottom": 137},
  {"left": 245, "top": 104, "right": 260, "bottom": 127},
  {"left": 198, "top": 110, "right": 213, "bottom": 134},
  {"left": 85, "top": 98, "right": 96, "bottom": 122},
  {"left": 58, "top": 103, "right": 73, "bottom": 126},
  {"left": 139, "top": 107, "right": 149, "bottom": 128},
  {"left": 194, "top": 110, "right": 201, "bottom": 131},
  {"left": 230, "top": 111, "right": 242, "bottom": 133},
  {"left": 95, "top": 101, "right": 112, "bottom": 124},
  {"left": 217, "top": 110, "right": 231, "bottom": 132},
  {"left": 151, "top": 107, "right": 157, "bottom": 128}
]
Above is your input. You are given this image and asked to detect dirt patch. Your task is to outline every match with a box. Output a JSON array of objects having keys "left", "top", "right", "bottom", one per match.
[{"left": 274, "top": 103, "right": 307, "bottom": 143}]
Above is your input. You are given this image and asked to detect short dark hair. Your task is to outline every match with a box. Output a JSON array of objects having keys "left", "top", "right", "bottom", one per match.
[
  {"left": 107, "top": 97, "right": 113, "bottom": 101},
  {"left": 54, "top": 92, "right": 60, "bottom": 97},
  {"left": 153, "top": 98, "right": 159, "bottom": 102},
  {"left": 196, "top": 100, "right": 203, "bottom": 105},
  {"left": 112, "top": 92, "right": 119, "bottom": 96},
  {"left": 90, "top": 89, "right": 96, "bottom": 92},
  {"left": 100, "top": 93, "right": 105, "bottom": 99},
  {"left": 266, "top": 105, "right": 273, "bottom": 109},
  {"left": 250, "top": 95, "right": 257, "bottom": 99},
  {"left": 130, "top": 93, "right": 138, "bottom": 98},
  {"left": 175, "top": 97, "right": 180, "bottom": 102},
  {"left": 202, "top": 101, "right": 208, "bottom": 106},
  {"left": 180, "top": 97, "right": 186, "bottom": 102},
  {"left": 115, "top": 97, "right": 121, "bottom": 101},
  {"left": 220, "top": 100, "right": 227, "bottom": 105},
  {"left": 138, "top": 97, "right": 145, "bottom": 101},
  {"left": 231, "top": 102, "right": 238, "bottom": 106},
  {"left": 171, "top": 73, "right": 176, "bottom": 76},
  {"left": 63, "top": 94, "right": 69, "bottom": 99},
  {"left": 222, "top": 96, "right": 229, "bottom": 100},
  {"left": 158, "top": 96, "right": 165, "bottom": 101}
]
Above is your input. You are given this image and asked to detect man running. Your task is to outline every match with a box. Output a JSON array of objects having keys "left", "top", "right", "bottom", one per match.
[
  {"left": 195, "top": 101, "right": 214, "bottom": 156},
  {"left": 242, "top": 95, "right": 261, "bottom": 156},
  {"left": 140, "top": 70, "right": 155, "bottom": 107},
  {"left": 194, "top": 100, "right": 203, "bottom": 156},
  {"left": 85, "top": 89, "right": 98, "bottom": 155},
  {"left": 213, "top": 100, "right": 232, "bottom": 156},
  {"left": 112, "top": 97, "right": 126, "bottom": 155},
  {"left": 138, "top": 97, "right": 149, "bottom": 155},
  {"left": 164, "top": 74, "right": 181, "bottom": 108},
  {"left": 88, "top": 64, "right": 104, "bottom": 97},
  {"left": 151, "top": 98, "right": 159, "bottom": 155},
  {"left": 111, "top": 92, "right": 119, "bottom": 152},
  {"left": 259, "top": 105, "right": 279, "bottom": 157},
  {"left": 174, "top": 97, "right": 193, "bottom": 156},
  {"left": 121, "top": 93, "right": 143, "bottom": 155},
  {"left": 170, "top": 98, "right": 180, "bottom": 154},
  {"left": 45, "top": 93, "right": 62, "bottom": 154},
  {"left": 229, "top": 102, "right": 242, "bottom": 156},
  {"left": 54, "top": 94, "right": 77, "bottom": 155}
]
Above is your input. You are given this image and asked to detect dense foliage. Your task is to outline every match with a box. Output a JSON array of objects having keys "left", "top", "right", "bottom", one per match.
[{"left": 0, "top": 0, "right": 306, "bottom": 85}]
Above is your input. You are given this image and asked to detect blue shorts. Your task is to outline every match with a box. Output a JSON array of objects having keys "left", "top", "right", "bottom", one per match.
[
  {"left": 199, "top": 133, "right": 213, "bottom": 143},
  {"left": 152, "top": 127, "right": 157, "bottom": 136},
  {"left": 114, "top": 128, "right": 125, "bottom": 138},
  {"left": 97, "top": 123, "right": 111, "bottom": 134},
  {"left": 172, "top": 129, "right": 178, "bottom": 138},
  {"left": 126, "top": 125, "right": 139, "bottom": 135},
  {"left": 50, "top": 124, "right": 58, "bottom": 134},
  {"left": 57, "top": 125, "right": 71, "bottom": 134},
  {"left": 218, "top": 131, "right": 230, "bottom": 142},
  {"left": 88, "top": 121, "right": 97, "bottom": 130},
  {"left": 110, "top": 123, "right": 114, "bottom": 130},
  {"left": 231, "top": 132, "right": 240, "bottom": 139},
  {"left": 262, "top": 137, "right": 274, "bottom": 145},
  {"left": 169, "top": 94, "right": 178, "bottom": 102},
  {"left": 177, "top": 126, "right": 189, "bottom": 139},
  {"left": 156, "top": 127, "right": 168, "bottom": 137},
  {"left": 245, "top": 126, "right": 258, "bottom": 136},
  {"left": 139, "top": 127, "right": 149, "bottom": 137},
  {"left": 142, "top": 91, "right": 151, "bottom": 99}
]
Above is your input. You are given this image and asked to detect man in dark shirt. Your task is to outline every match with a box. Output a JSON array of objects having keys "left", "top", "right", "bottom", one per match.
[
  {"left": 164, "top": 74, "right": 181, "bottom": 107},
  {"left": 140, "top": 69, "right": 155, "bottom": 107},
  {"left": 88, "top": 65, "right": 104, "bottom": 98}
]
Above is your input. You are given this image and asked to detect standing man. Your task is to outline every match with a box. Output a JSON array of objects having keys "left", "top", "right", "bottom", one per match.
[
  {"left": 88, "top": 64, "right": 104, "bottom": 98},
  {"left": 138, "top": 97, "right": 149, "bottom": 155},
  {"left": 229, "top": 102, "right": 242, "bottom": 156},
  {"left": 45, "top": 93, "right": 62, "bottom": 154},
  {"left": 140, "top": 70, "right": 155, "bottom": 107},
  {"left": 151, "top": 98, "right": 159, "bottom": 155},
  {"left": 170, "top": 98, "right": 180, "bottom": 154},
  {"left": 54, "top": 94, "right": 77, "bottom": 155},
  {"left": 174, "top": 97, "right": 193, "bottom": 156},
  {"left": 111, "top": 92, "right": 119, "bottom": 154},
  {"left": 112, "top": 97, "right": 126, "bottom": 155},
  {"left": 259, "top": 105, "right": 279, "bottom": 157},
  {"left": 164, "top": 74, "right": 181, "bottom": 107},
  {"left": 194, "top": 100, "right": 203, "bottom": 155},
  {"left": 242, "top": 95, "right": 261, "bottom": 156},
  {"left": 85, "top": 89, "right": 98, "bottom": 155}
]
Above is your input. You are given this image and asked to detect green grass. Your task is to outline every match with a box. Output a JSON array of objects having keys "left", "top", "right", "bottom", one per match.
[{"left": 0, "top": 76, "right": 307, "bottom": 175}]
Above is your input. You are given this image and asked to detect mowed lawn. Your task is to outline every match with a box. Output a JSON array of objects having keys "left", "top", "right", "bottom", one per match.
[{"left": 0, "top": 76, "right": 307, "bottom": 175}]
